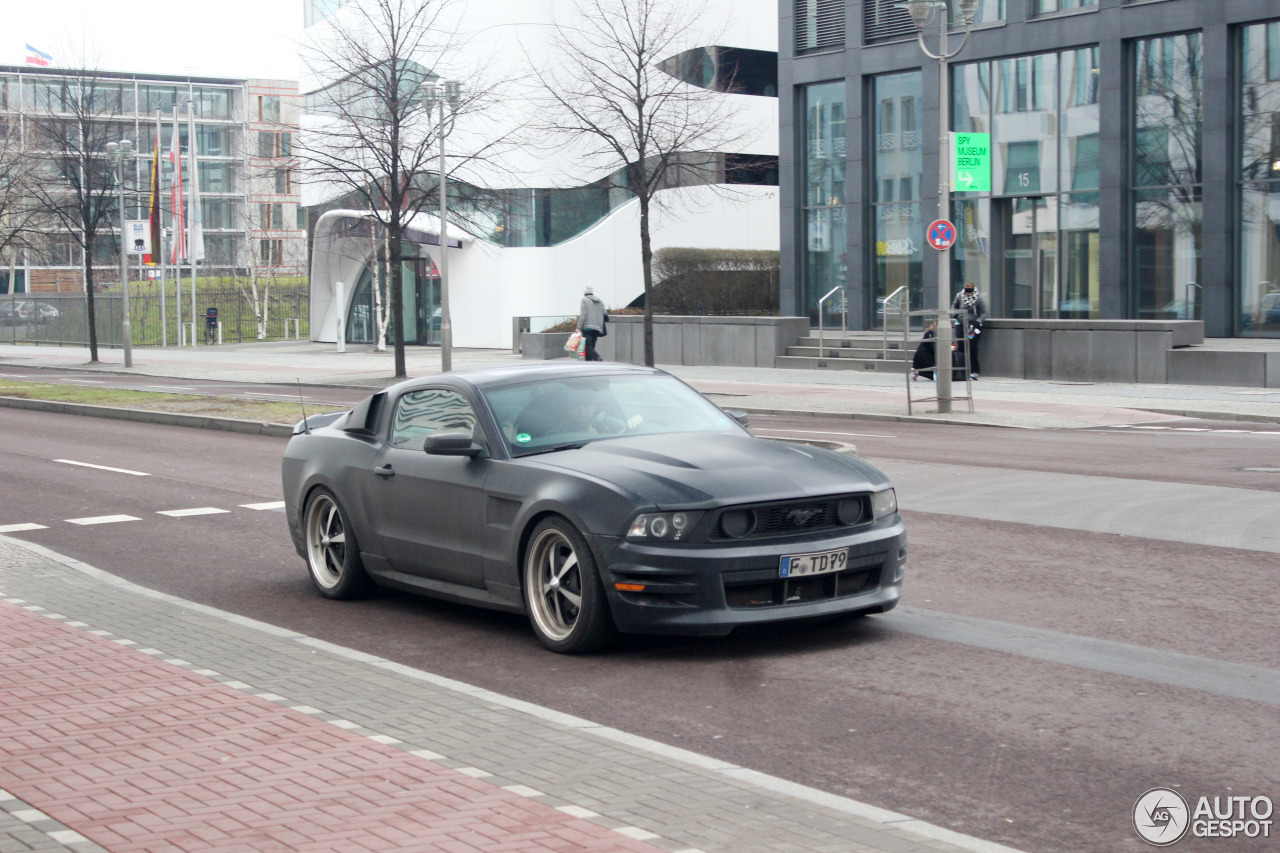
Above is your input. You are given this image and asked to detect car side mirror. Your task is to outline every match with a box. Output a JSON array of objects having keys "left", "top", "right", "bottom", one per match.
[
  {"left": 423, "top": 430, "right": 486, "bottom": 458},
  {"left": 725, "top": 409, "right": 749, "bottom": 428}
]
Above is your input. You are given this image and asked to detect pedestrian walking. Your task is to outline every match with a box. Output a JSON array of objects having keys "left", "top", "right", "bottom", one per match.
[
  {"left": 578, "top": 285, "right": 608, "bottom": 362},
  {"left": 952, "top": 281, "right": 988, "bottom": 378}
]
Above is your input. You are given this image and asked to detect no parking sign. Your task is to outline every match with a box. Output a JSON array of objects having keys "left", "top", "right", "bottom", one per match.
[{"left": 926, "top": 220, "right": 956, "bottom": 251}]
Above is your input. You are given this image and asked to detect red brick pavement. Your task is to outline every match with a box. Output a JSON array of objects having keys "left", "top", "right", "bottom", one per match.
[{"left": 0, "top": 601, "right": 666, "bottom": 852}]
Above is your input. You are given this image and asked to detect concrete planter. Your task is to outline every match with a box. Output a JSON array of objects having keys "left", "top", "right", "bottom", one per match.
[
  {"left": 599, "top": 315, "right": 807, "bottom": 367},
  {"left": 520, "top": 331, "right": 574, "bottom": 360},
  {"left": 981, "top": 319, "right": 1204, "bottom": 383}
]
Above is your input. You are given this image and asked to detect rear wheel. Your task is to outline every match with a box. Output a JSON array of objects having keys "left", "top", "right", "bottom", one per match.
[
  {"left": 304, "top": 488, "right": 372, "bottom": 599},
  {"left": 523, "top": 518, "right": 614, "bottom": 653}
]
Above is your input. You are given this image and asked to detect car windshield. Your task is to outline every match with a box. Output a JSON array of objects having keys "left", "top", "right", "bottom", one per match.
[{"left": 483, "top": 373, "right": 744, "bottom": 456}]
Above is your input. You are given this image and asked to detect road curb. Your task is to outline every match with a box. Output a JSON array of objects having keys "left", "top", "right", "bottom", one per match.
[{"left": 0, "top": 395, "right": 294, "bottom": 438}]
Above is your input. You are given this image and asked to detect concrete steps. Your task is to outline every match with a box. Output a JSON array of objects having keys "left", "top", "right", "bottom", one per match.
[{"left": 776, "top": 331, "right": 923, "bottom": 373}]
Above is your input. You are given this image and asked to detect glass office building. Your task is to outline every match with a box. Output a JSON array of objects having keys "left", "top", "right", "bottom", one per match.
[{"left": 780, "top": 1, "right": 1280, "bottom": 337}]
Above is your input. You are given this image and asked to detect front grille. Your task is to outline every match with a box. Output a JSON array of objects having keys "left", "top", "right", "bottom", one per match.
[
  {"left": 711, "top": 495, "right": 870, "bottom": 541},
  {"left": 723, "top": 554, "right": 884, "bottom": 609}
]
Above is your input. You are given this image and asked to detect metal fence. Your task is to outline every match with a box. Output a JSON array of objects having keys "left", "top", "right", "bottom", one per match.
[{"left": 0, "top": 286, "right": 310, "bottom": 348}]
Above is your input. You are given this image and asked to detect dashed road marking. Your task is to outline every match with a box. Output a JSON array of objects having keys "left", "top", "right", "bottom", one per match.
[
  {"left": 55, "top": 459, "right": 150, "bottom": 476},
  {"left": 241, "top": 501, "right": 286, "bottom": 510},
  {"left": 65, "top": 515, "right": 140, "bottom": 526},
  {"left": 157, "top": 507, "right": 230, "bottom": 518},
  {"left": 0, "top": 523, "right": 47, "bottom": 533}
]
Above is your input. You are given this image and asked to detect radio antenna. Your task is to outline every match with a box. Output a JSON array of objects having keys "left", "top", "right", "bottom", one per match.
[{"left": 296, "top": 379, "right": 311, "bottom": 434}]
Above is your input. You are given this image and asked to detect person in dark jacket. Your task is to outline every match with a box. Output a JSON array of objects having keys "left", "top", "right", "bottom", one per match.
[
  {"left": 912, "top": 321, "right": 937, "bottom": 381},
  {"left": 951, "top": 281, "right": 989, "bottom": 378},
  {"left": 577, "top": 286, "right": 608, "bottom": 361}
]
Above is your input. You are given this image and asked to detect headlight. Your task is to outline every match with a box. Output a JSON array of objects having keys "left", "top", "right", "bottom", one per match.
[
  {"left": 627, "top": 511, "right": 702, "bottom": 541},
  {"left": 870, "top": 488, "right": 898, "bottom": 519}
]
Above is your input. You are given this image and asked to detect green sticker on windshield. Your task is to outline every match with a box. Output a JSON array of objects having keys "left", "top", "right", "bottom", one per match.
[{"left": 516, "top": 433, "right": 531, "bottom": 443}]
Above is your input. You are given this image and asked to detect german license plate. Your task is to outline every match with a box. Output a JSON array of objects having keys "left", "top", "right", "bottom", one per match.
[{"left": 779, "top": 547, "right": 848, "bottom": 578}]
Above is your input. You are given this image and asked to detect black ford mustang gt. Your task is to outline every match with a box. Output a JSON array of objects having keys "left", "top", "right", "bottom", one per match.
[{"left": 282, "top": 362, "right": 906, "bottom": 653}]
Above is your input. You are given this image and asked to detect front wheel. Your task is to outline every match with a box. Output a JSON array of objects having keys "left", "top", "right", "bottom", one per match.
[
  {"left": 303, "top": 488, "right": 373, "bottom": 599},
  {"left": 523, "top": 518, "right": 615, "bottom": 654}
]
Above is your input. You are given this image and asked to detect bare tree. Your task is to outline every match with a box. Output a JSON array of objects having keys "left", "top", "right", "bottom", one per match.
[
  {"left": 0, "top": 119, "right": 43, "bottom": 284},
  {"left": 533, "top": 0, "right": 753, "bottom": 366},
  {"left": 298, "top": 0, "right": 498, "bottom": 378},
  {"left": 24, "top": 68, "right": 130, "bottom": 362}
]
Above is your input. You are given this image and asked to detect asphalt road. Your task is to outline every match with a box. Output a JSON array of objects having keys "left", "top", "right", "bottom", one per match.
[{"left": 1, "top": 407, "right": 1277, "bottom": 853}]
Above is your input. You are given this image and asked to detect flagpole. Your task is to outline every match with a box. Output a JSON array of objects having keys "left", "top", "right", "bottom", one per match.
[
  {"left": 156, "top": 110, "right": 167, "bottom": 348},
  {"left": 186, "top": 100, "right": 199, "bottom": 346},
  {"left": 171, "top": 106, "right": 183, "bottom": 344}
]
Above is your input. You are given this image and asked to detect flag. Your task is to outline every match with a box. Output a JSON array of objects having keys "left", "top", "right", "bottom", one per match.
[
  {"left": 168, "top": 110, "right": 186, "bottom": 264},
  {"left": 186, "top": 107, "right": 205, "bottom": 263},
  {"left": 145, "top": 125, "right": 161, "bottom": 266},
  {"left": 25, "top": 44, "right": 51, "bottom": 66}
]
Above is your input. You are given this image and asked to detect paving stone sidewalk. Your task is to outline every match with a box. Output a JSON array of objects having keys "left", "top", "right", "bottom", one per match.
[{"left": 0, "top": 537, "right": 1023, "bottom": 853}]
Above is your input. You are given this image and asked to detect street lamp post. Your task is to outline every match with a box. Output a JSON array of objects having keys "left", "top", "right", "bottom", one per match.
[
  {"left": 106, "top": 140, "right": 135, "bottom": 368},
  {"left": 423, "top": 80, "right": 462, "bottom": 373},
  {"left": 904, "top": 0, "right": 976, "bottom": 413}
]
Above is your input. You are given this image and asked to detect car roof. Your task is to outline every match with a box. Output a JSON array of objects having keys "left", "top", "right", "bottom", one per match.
[{"left": 386, "top": 362, "right": 665, "bottom": 395}]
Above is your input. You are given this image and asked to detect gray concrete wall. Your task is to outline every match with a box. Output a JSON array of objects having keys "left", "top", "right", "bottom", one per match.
[
  {"left": 981, "top": 319, "right": 1203, "bottom": 383},
  {"left": 594, "top": 316, "right": 808, "bottom": 367}
]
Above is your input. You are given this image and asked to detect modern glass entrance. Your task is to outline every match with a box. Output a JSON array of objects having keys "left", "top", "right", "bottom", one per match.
[
  {"left": 997, "top": 196, "right": 1058, "bottom": 318},
  {"left": 345, "top": 254, "right": 441, "bottom": 345}
]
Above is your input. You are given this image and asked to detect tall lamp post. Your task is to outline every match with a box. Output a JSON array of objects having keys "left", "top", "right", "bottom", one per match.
[
  {"left": 423, "top": 80, "right": 462, "bottom": 373},
  {"left": 903, "top": 0, "right": 976, "bottom": 413},
  {"left": 106, "top": 140, "right": 135, "bottom": 368}
]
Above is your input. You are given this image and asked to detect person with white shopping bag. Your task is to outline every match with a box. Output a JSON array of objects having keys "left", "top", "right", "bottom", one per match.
[{"left": 577, "top": 285, "right": 608, "bottom": 361}]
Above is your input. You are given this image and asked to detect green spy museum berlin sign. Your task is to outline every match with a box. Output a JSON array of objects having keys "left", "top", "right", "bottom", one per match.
[{"left": 952, "top": 132, "right": 991, "bottom": 192}]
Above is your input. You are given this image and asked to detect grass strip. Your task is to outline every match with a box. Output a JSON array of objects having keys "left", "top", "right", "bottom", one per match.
[{"left": 0, "top": 379, "right": 309, "bottom": 424}]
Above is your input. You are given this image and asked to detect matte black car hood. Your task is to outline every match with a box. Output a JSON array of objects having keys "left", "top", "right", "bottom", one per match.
[{"left": 523, "top": 432, "right": 888, "bottom": 508}]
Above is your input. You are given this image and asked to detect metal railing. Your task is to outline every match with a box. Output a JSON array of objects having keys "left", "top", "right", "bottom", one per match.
[
  {"left": 880, "top": 285, "right": 908, "bottom": 360},
  {"left": 816, "top": 286, "right": 846, "bottom": 355},
  {"left": 904, "top": 308, "right": 974, "bottom": 416}
]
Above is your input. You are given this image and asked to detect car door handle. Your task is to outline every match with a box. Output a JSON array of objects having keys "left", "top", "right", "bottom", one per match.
[{"left": 374, "top": 464, "right": 395, "bottom": 478}]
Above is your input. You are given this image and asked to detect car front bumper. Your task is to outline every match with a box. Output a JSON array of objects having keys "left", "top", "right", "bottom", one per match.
[{"left": 589, "top": 517, "right": 907, "bottom": 635}]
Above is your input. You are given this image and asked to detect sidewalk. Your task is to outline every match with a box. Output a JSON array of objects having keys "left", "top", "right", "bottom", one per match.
[
  {"left": 3, "top": 340, "right": 1280, "bottom": 429},
  {"left": 0, "top": 537, "right": 1021, "bottom": 853}
]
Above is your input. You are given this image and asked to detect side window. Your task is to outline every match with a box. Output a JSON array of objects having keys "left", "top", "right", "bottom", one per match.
[{"left": 390, "top": 389, "right": 478, "bottom": 449}]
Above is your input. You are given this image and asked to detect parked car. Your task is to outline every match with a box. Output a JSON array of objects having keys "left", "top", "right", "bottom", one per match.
[
  {"left": 282, "top": 363, "right": 906, "bottom": 653},
  {"left": 0, "top": 300, "right": 58, "bottom": 326}
]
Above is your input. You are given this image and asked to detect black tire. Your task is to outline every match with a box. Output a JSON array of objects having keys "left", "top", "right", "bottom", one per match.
[
  {"left": 523, "top": 517, "right": 615, "bottom": 654},
  {"left": 303, "top": 488, "right": 373, "bottom": 599}
]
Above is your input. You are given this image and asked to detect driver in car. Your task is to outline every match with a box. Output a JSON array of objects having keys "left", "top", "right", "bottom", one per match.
[{"left": 560, "top": 391, "right": 642, "bottom": 435}]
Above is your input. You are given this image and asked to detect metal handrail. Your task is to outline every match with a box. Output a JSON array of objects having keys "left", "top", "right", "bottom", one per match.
[
  {"left": 1185, "top": 282, "right": 1202, "bottom": 320},
  {"left": 816, "top": 286, "right": 845, "bottom": 355},
  {"left": 881, "top": 285, "right": 908, "bottom": 359}
]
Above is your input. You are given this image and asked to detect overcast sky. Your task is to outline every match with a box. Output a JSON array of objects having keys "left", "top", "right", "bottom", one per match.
[{"left": 12, "top": 1, "right": 302, "bottom": 81}]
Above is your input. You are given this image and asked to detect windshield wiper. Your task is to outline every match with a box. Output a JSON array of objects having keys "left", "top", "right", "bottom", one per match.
[{"left": 520, "top": 442, "right": 586, "bottom": 456}]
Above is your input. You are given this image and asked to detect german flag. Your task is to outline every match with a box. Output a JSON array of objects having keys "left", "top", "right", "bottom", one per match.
[{"left": 145, "top": 125, "right": 161, "bottom": 266}]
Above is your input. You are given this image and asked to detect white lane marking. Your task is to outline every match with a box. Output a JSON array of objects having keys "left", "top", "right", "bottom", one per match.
[
  {"left": 62, "top": 379, "right": 104, "bottom": 384},
  {"left": 1170, "top": 428, "right": 1211, "bottom": 432},
  {"left": 157, "top": 507, "right": 230, "bottom": 518},
  {"left": 0, "top": 523, "right": 48, "bottom": 533},
  {"left": 755, "top": 428, "right": 897, "bottom": 439},
  {"left": 66, "top": 515, "right": 140, "bottom": 526},
  {"left": 145, "top": 385, "right": 195, "bottom": 391},
  {"left": 54, "top": 459, "right": 150, "bottom": 477},
  {"left": 241, "top": 501, "right": 286, "bottom": 510}
]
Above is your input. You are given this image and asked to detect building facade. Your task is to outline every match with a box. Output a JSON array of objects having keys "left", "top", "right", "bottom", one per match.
[
  {"left": 0, "top": 66, "right": 303, "bottom": 292},
  {"left": 779, "top": 0, "right": 1280, "bottom": 337},
  {"left": 301, "top": 0, "right": 780, "bottom": 350}
]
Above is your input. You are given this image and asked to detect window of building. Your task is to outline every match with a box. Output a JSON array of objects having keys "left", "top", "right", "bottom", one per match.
[
  {"left": 260, "top": 238, "right": 283, "bottom": 266},
  {"left": 801, "top": 80, "right": 848, "bottom": 324},
  {"left": 297, "top": 205, "right": 308, "bottom": 229},
  {"left": 274, "top": 167, "right": 292, "bottom": 194},
  {"left": 259, "top": 202, "right": 284, "bottom": 230},
  {"left": 200, "top": 161, "right": 234, "bottom": 193},
  {"left": 201, "top": 199, "right": 238, "bottom": 230},
  {"left": 872, "top": 71, "right": 922, "bottom": 324},
  {"left": 1132, "top": 32, "right": 1202, "bottom": 321},
  {"left": 193, "top": 87, "right": 231, "bottom": 120},
  {"left": 656, "top": 47, "right": 778, "bottom": 97},
  {"left": 796, "top": 0, "right": 844, "bottom": 55},
  {"left": 1240, "top": 21, "right": 1280, "bottom": 334},
  {"left": 259, "top": 95, "right": 281, "bottom": 123},
  {"left": 196, "top": 125, "right": 228, "bottom": 157},
  {"left": 1034, "top": 0, "right": 1096, "bottom": 15}
]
